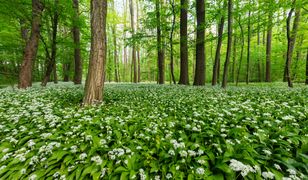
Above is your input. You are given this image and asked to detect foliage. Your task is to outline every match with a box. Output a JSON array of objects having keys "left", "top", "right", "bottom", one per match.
[{"left": 0, "top": 83, "right": 307, "bottom": 179}]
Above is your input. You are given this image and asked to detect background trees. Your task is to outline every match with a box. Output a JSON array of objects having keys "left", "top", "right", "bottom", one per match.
[{"left": 0, "top": 0, "right": 307, "bottom": 89}]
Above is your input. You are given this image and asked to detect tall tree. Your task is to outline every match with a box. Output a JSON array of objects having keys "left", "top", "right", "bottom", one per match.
[
  {"left": 169, "top": 0, "right": 176, "bottom": 84},
  {"left": 18, "top": 0, "right": 44, "bottom": 89},
  {"left": 193, "top": 0, "right": 206, "bottom": 86},
  {"left": 246, "top": 5, "right": 251, "bottom": 84},
  {"left": 83, "top": 0, "right": 107, "bottom": 105},
  {"left": 265, "top": 0, "right": 273, "bottom": 82},
  {"left": 156, "top": 0, "right": 165, "bottom": 84},
  {"left": 129, "top": 0, "right": 137, "bottom": 83},
  {"left": 221, "top": 0, "right": 232, "bottom": 88},
  {"left": 179, "top": 0, "right": 189, "bottom": 85},
  {"left": 212, "top": 1, "right": 225, "bottom": 86},
  {"left": 305, "top": 48, "right": 308, "bottom": 85},
  {"left": 41, "top": 0, "right": 59, "bottom": 86},
  {"left": 284, "top": 0, "right": 300, "bottom": 88},
  {"left": 72, "top": 0, "right": 82, "bottom": 84}
]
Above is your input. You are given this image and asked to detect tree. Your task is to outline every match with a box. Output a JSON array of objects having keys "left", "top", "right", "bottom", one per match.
[
  {"left": 179, "top": 0, "right": 189, "bottom": 85},
  {"left": 193, "top": 0, "right": 205, "bottom": 86},
  {"left": 83, "top": 0, "right": 107, "bottom": 105},
  {"left": 284, "top": 0, "right": 300, "bottom": 88},
  {"left": 41, "top": 0, "right": 59, "bottom": 87},
  {"left": 72, "top": 0, "right": 82, "bottom": 84},
  {"left": 305, "top": 49, "right": 308, "bottom": 85},
  {"left": 265, "top": 0, "right": 273, "bottom": 82},
  {"left": 212, "top": 1, "right": 225, "bottom": 86},
  {"left": 18, "top": 0, "right": 44, "bottom": 89},
  {"left": 221, "top": 0, "right": 232, "bottom": 88},
  {"left": 129, "top": 0, "right": 137, "bottom": 83},
  {"left": 246, "top": 4, "right": 251, "bottom": 84},
  {"left": 169, "top": 0, "right": 176, "bottom": 84},
  {"left": 156, "top": 0, "right": 165, "bottom": 84}
]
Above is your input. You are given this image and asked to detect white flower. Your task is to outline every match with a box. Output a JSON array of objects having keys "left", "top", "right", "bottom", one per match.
[
  {"left": 168, "top": 149, "right": 175, "bottom": 156},
  {"left": 100, "top": 168, "right": 107, "bottom": 178},
  {"left": 274, "top": 164, "right": 281, "bottom": 170},
  {"left": 197, "top": 159, "right": 206, "bottom": 165},
  {"left": 263, "top": 149, "right": 272, "bottom": 156},
  {"left": 0, "top": 165, "right": 6, "bottom": 171},
  {"left": 2, "top": 148, "right": 9, "bottom": 153},
  {"left": 79, "top": 153, "right": 87, "bottom": 160},
  {"left": 29, "top": 174, "right": 37, "bottom": 180},
  {"left": 196, "top": 167, "right": 205, "bottom": 175},
  {"left": 166, "top": 173, "right": 172, "bottom": 179},
  {"left": 21, "top": 168, "right": 26, "bottom": 174},
  {"left": 262, "top": 172, "right": 275, "bottom": 179},
  {"left": 155, "top": 175, "right": 160, "bottom": 180},
  {"left": 91, "top": 155, "right": 102, "bottom": 165},
  {"left": 188, "top": 150, "right": 196, "bottom": 157},
  {"left": 229, "top": 159, "right": 255, "bottom": 177},
  {"left": 28, "top": 140, "right": 35, "bottom": 148},
  {"left": 287, "top": 169, "right": 296, "bottom": 175},
  {"left": 179, "top": 150, "right": 187, "bottom": 157}
]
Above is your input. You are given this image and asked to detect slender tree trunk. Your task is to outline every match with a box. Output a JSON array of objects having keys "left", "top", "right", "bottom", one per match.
[
  {"left": 169, "top": 0, "right": 176, "bottom": 84},
  {"left": 221, "top": 0, "right": 232, "bottom": 88},
  {"left": 179, "top": 0, "right": 189, "bottom": 85},
  {"left": 236, "top": 16, "right": 244, "bottom": 86},
  {"left": 265, "top": 6, "right": 272, "bottom": 82},
  {"left": 285, "top": 2, "right": 300, "bottom": 88},
  {"left": 137, "top": 0, "right": 141, "bottom": 82},
  {"left": 232, "top": 34, "right": 236, "bottom": 82},
  {"left": 112, "top": 27, "right": 119, "bottom": 82},
  {"left": 63, "top": 62, "right": 71, "bottom": 82},
  {"left": 193, "top": 0, "right": 206, "bottom": 86},
  {"left": 246, "top": 7, "right": 251, "bottom": 84},
  {"left": 73, "top": 0, "right": 82, "bottom": 84},
  {"left": 83, "top": 0, "right": 107, "bottom": 105},
  {"left": 41, "top": 0, "right": 59, "bottom": 86},
  {"left": 156, "top": 0, "right": 165, "bottom": 84},
  {"left": 129, "top": 0, "right": 137, "bottom": 83},
  {"left": 53, "top": 62, "right": 58, "bottom": 83},
  {"left": 18, "top": 0, "right": 44, "bottom": 89},
  {"left": 305, "top": 48, "right": 308, "bottom": 85},
  {"left": 212, "top": 3, "right": 225, "bottom": 86}
]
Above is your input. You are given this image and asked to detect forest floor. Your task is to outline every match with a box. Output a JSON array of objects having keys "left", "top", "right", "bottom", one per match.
[{"left": 0, "top": 83, "right": 307, "bottom": 179}]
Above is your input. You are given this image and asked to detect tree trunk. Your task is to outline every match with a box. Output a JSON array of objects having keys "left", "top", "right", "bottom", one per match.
[
  {"left": 221, "top": 0, "right": 232, "bottom": 88},
  {"left": 212, "top": 7, "right": 225, "bottom": 86},
  {"left": 169, "top": 0, "right": 176, "bottom": 84},
  {"left": 83, "top": 0, "right": 107, "bottom": 105},
  {"left": 53, "top": 62, "right": 58, "bottom": 83},
  {"left": 305, "top": 48, "right": 308, "bottom": 85},
  {"left": 136, "top": 0, "right": 141, "bottom": 82},
  {"left": 179, "top": 0, "right": 189, "bottom": 85},
  {"left": 232, "top": 34, "right": 236, "bottom": 82},
  {"left": 193, "top": 0, "right": 205, "bottom": 86},
  {"left": 246, "top": 7, "right": 251, "bottom": 84},
  {"left": 41, "top": 0, "right": 59, "bottom": 86},
  {"left": 285, "top": 1, "right": 300, "bottom": 88},
  {"left": 18, "top": 0, "right": 44, "bottom": 89},
  {"left": 63, "top": 62, "right": 71, "bottom": 82},
  {"left": 265, "top": 6, "right": 272, "bottom": 82},
  {"left": 236, "top": 16, "right": 244, "bottom": 86},
  {"left": 73, "top": 0, "right": 82, "bottom": 84},
  {"left": 129, "top": 0, "right": 137, "bottom": 83},
  {"left": 156, "top": 0, "right": 164, "bottom": 84}
]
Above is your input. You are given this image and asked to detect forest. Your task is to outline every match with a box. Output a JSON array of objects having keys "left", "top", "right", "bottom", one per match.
[{"left": 0, "top": 0, "right": 307, "bottom": 179}]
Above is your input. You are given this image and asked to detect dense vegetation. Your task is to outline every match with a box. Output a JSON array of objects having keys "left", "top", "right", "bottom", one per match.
[{"left": 0, "top": 83, "right": 307, "bottom": 179}]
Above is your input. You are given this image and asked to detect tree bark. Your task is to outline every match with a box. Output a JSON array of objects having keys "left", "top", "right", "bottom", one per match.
[
  {"left": 18, "top": 0, "right": 44, "bottom": 89},
  {"left": 265, "top": 5, "right": 273, "bottom": 82},
  {"left": 193, "top": 0, "right": 205, "bottom": 86},
  {"left": 73, "top": 0, "right": 82, "bottom": 84},
  {"left": 236, "top": 16, "right": 244, "bottom": 86},
  {"left": 246, "top": 7, "right": 251, "bottom": 84},
  {"left": 285, "top": 1, "right": 300, "bottom": 88},
  {"left": 156, "top": 0, "right": 164, "bottom": 84},
  {"left": 129, "top": 0, "right": 137, "bottom": 83},
  {"left": 232, "top": 34, "right": 236, "bottom": 82},
  {"left": 305, "top": 48, "right": 308, "bottom": 85},
  {"left": 169, "top": 0, "right": 176, "bottom": 84},
  {"left": 83, "top": 0, "right": 107, "bottom": 105},
  {"left": 41, "top": 0, "right": 59, "bottom": 87},
  {"left": 212, "top": 5, "right": 225, "bottom": 86},
  {"left": 179, "top": 0, "right": 189, "bottom": 85},
  {"left": 221, "top": 0, "right": 232, "bottom": 88}
]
